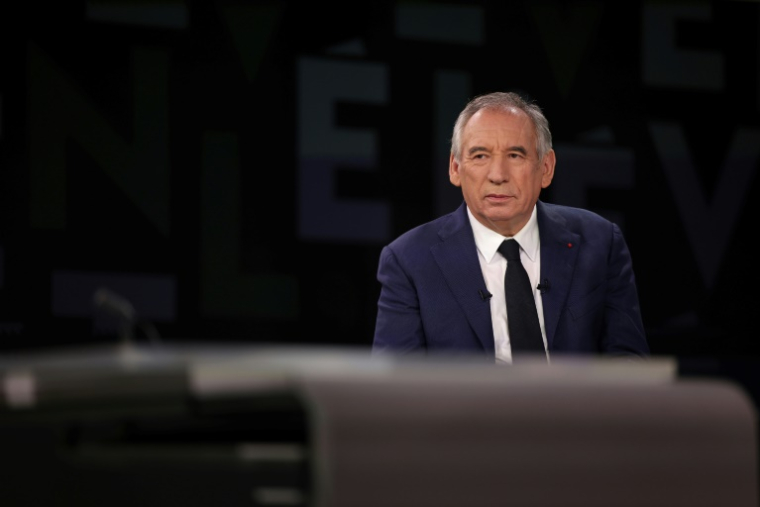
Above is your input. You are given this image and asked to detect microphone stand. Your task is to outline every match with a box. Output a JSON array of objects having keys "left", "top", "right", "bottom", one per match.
[{"left": 92, "top": 287, "right": 162, "bottom": 356}]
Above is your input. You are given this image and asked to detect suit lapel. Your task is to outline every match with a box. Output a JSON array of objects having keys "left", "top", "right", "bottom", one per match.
[
  {"left": 537, "top": 201, "right": 580, "bottom": 350},
  {"left": 430, "top": 204, "right": 495, "bottom": 354}
]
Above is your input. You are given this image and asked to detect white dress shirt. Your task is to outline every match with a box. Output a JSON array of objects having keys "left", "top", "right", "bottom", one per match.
[{"left": 466, "top": 205, "right": 549, "bottom": 364}]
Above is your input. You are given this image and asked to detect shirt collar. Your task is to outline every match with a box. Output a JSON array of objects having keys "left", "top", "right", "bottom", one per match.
[{"left": 467, "top": 205, "right": 540, "bottom": 263}]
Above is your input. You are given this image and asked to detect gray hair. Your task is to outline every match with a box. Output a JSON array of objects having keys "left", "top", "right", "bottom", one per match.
[{"left": 450, "top": 91, "right": 552, "bottom": 162}]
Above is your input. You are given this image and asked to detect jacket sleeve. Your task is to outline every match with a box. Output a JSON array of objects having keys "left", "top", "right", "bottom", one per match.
[
  {"left": 601, "top": 223, "right": 650, "bottom": 357},
  {"left": 372, "top": 245, "right": 427, "bottom": 355}
]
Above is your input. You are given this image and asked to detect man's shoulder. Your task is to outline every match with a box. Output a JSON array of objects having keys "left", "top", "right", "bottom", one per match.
[
  {"left": 385, "top": 205, "right": 465, "bottom": 252},
  {"left": 539, "top": 201, "right": 616, "bottom": 230}
]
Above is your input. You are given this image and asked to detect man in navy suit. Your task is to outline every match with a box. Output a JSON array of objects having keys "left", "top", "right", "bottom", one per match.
[{"left": 372, "top": 92, "right": 649, "bottom": 363}]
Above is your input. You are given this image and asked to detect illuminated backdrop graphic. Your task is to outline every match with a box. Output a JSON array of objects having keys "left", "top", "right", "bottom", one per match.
[{"left": 0, "top": 1, "right": 758, "bottom": 358}]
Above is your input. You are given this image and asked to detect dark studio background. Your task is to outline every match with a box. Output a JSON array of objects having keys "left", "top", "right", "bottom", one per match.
[{"left": 0, "top": 0, "right": 759, "bottom": 362}]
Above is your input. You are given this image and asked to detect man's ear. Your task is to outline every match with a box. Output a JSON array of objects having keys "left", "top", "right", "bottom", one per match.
[
  {"left": 541, "top": 149, "right": 556, "bottom": 189},
  {"left": 449, "top": 153, "right": 462, "bottom": 187}
]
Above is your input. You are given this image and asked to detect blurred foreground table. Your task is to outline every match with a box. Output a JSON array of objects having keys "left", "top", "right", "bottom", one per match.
[{"left": 0, "top": 344, "right": 756, "bottom": 507}]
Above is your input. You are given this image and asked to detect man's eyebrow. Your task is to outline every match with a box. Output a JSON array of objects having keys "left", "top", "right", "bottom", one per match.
[
  {"left": 467, "top": 146, "right": 489, "bottom": 156},
  {"left": 467, "top": 145, "right": 529, "bottom": 156}
]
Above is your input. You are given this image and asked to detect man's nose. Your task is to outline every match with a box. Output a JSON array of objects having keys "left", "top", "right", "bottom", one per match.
[{"left": 488, "top": 156, "right": 510, "bottom": 183}]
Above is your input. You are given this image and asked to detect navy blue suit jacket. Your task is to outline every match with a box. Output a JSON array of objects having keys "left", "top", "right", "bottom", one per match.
[{"left": 372, "top": 201, "right": 649, "bottom": 359}]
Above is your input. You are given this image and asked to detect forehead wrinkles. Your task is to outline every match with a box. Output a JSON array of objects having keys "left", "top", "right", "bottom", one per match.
[
  {"left": 463, "top": 110, "right": 535, "bottom": 152},
  {"left": 466, "top": 125, "right": 528, "bottom": 142}
]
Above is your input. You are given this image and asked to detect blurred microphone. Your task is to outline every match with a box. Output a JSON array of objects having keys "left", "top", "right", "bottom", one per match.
[
  {"left": 94, "top": 287, "right": 136, "bottom": 324},
  {"left": 93, "top": 287, "right": 161, "bottom": 347}
]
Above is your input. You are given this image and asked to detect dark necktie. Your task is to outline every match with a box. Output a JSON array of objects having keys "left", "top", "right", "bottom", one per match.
[{"left": 498, "top": 239, "right": 546, "bottom": 360}]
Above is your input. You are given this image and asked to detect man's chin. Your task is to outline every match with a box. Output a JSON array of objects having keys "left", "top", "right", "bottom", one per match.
[{"left": 483, "top": 213, "right": 515, "bottom": 224}]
